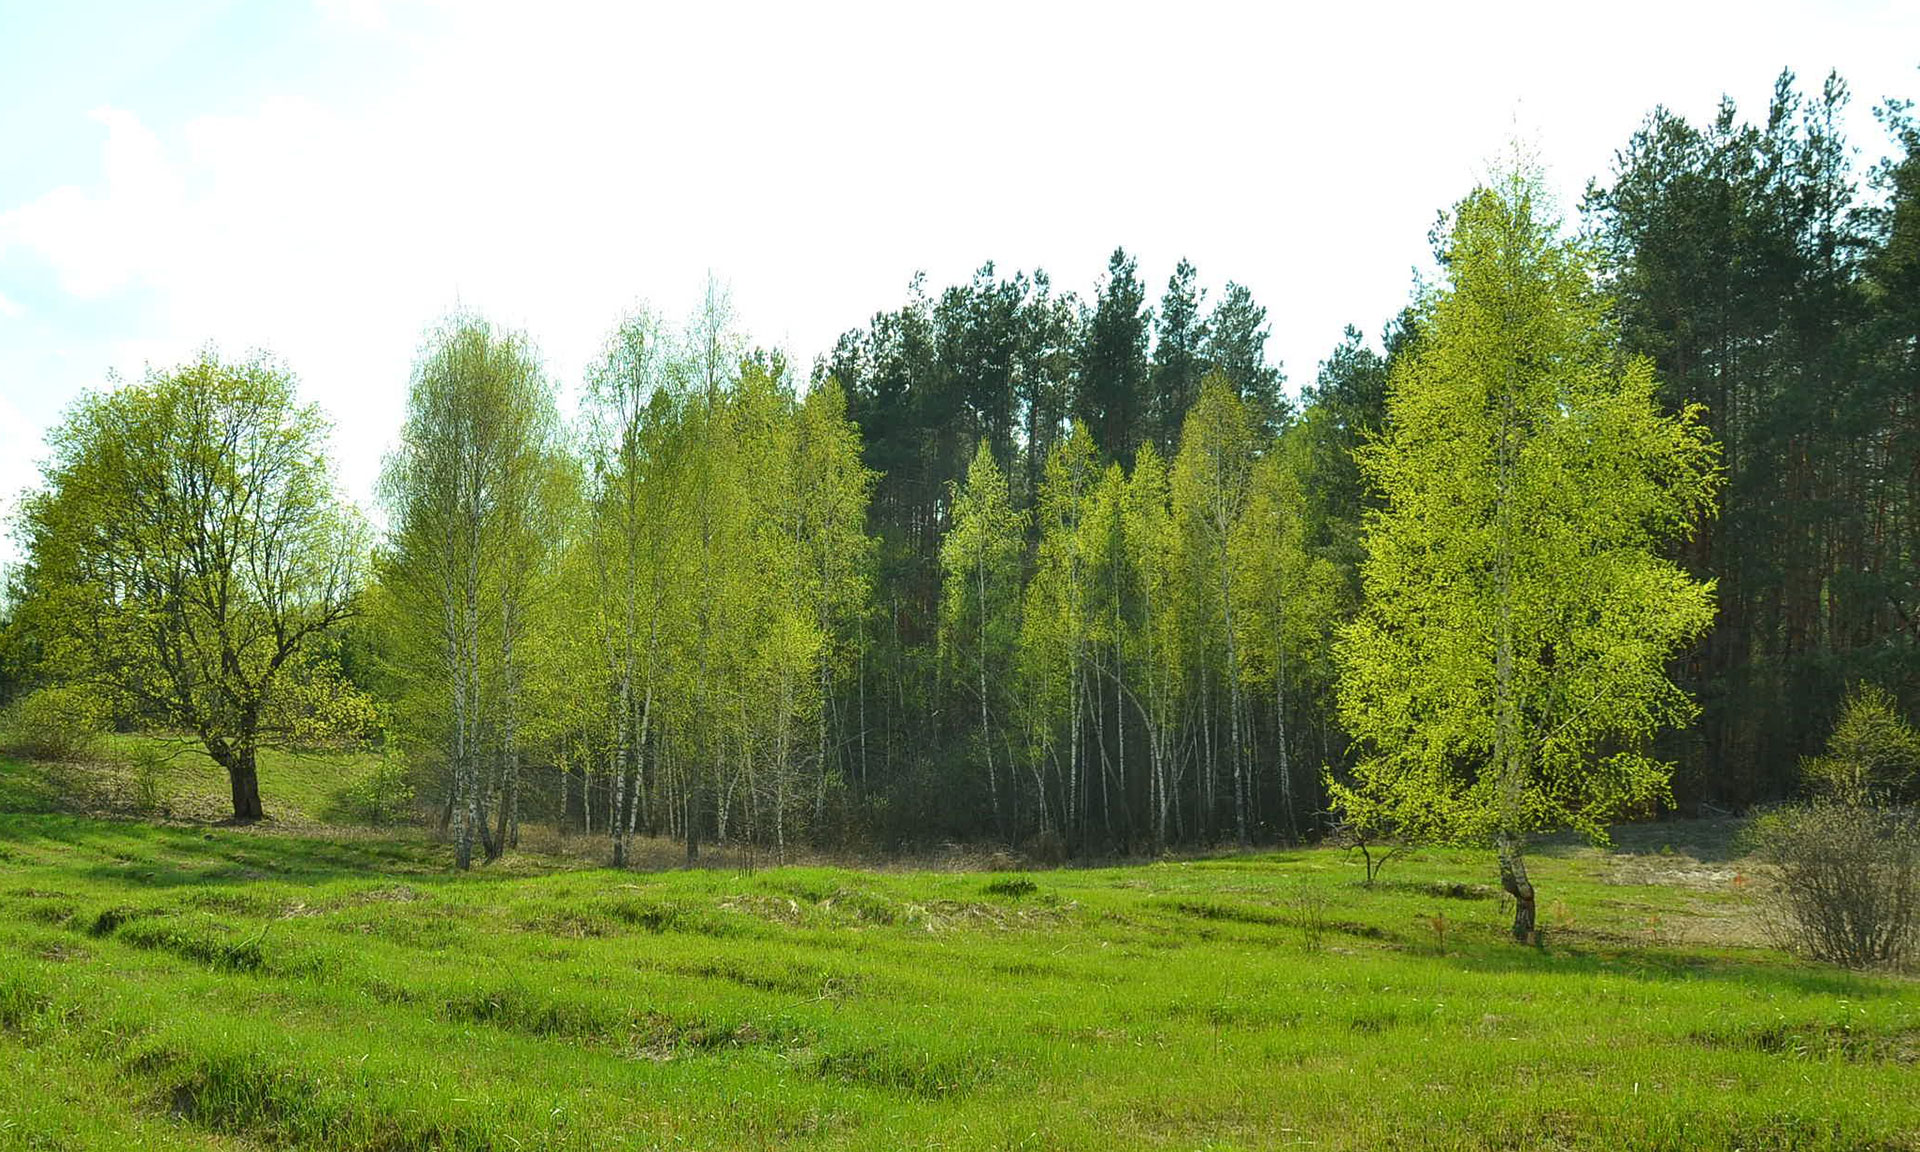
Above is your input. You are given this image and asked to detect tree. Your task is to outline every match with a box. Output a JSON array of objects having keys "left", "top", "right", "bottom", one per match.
[
  {"left": 1232, "top": 435, "right": 1339, "bottom": 841},
  {"left": 1172, "top": 373, "right": 1257, "bottom": 846},
  {"left": 15, "top": 351, "right": 362, "bottom": 821},
  {"left": 1021, "top": 423, "right": 1101, "bottom": 843},
  {"left": 1148, "top": 258, "right": 1208, "bottom": 455},
  {"left": 1122, "top": 441, "right": 1183, "bottom": 849},
  {"left": 582, "top": 309, "right": 680, "bottom": 867},
  {"left": 793, "top": 377, "right": 876, "bottom": 835},
  {"left": 379, "top": 315, "right": 557, "bottom": 869},
  {"left": 1077, "top": 248, "right": 1151, "bottom": 465},
  {"left": 1203, "top": 281, "right": 1287, "bottom": 438},
  {"left": 941, "top": 441, "right": 1026, "bottom": 838},
  {"left": 1333, "top": 171, "right": 1722, "bottom": 939},
  {"left": 1586, "top": 71, "right": 1898, "bottom": 804}
]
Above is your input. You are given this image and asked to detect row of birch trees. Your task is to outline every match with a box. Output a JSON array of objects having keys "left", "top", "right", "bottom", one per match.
[
  {"left": 370, "top": 298, "right": 1338, "bottom": 864},
  {"left": 375, "top": 291, "right": 872, "bottom": 869},
  {"left": 942, "top": 373, "right": 1338, "bottom": 855}
]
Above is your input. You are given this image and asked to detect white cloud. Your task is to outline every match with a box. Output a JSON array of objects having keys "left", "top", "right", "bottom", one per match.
[
  {"left": 314, "top": 0, "right": 392, "bottom": 30},
  {"left": 0, "top": 292, "right": 20, "bottom": 319},
  {"left": 0, "top": 107, "right": 186, "bottom": 298}
]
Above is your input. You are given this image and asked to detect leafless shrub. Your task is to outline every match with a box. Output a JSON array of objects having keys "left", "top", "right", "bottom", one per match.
[
  {"left": 1287, "top": 884, "right": 1331, "bottom": 951},
  {"left": 1749, "top": 686, "right": 1920, "bottom": 970},
  {"left": 1327, "top": 817, "right": 1406, "bottom": 887},
  {"left": 1750, "top": 799, "right": 1919, "bottom": 970}
]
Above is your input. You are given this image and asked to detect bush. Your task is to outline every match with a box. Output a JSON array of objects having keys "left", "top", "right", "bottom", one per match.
[
  {"left": 1750, "top": 799, "right": 1919, "bottom": 970},
  {"left": 126, "top": 744, "right": 174, "bottom": 815},
  {"left": 339, "top": 748, "right": 417, "bottom": 826},
  {"left": 1749, "top": 686, "right": 1920, "bottom": 970},
  {"left": 1, "top": 686, "right": 108, "bottom": 761}
]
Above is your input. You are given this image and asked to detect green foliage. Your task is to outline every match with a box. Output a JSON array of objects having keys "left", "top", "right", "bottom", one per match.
[
  {"left": 1799, "top": 683, "right": 1920, "bottom": 805},
  {"left": 12, "top": 351, "right": 363, "bottom": 819},
  {"left": 1, "top": 686, "right": 108, "bottom": 762},
  {"left": 1076, "top": 247, "right": 1151, "bottom": 464},
  {"left": 124, "top": 743, "right": 173, "bottom": 815},
  {"left": 941, "top": 442, "right": 1027, "bottom": 829},
  {"left": 337, "top": 745, "right": 418, "bottom": 827},
  {"left": 1334, "top": 170, "right": 1722, "bottom": 851},
  {"left": 377, "top": 313, "right": 564, "bottom": 865},
  {"left": 1587, "top": 71, "right": 1920, "bottom": 804},
  {"left": 1202, "top": 280, "right": 1288, "bottom": 438}
]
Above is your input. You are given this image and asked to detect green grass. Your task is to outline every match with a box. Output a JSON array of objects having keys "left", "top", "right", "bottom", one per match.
[{"left": 0, "top": 756, "right": 1916, "bottom": 1149}]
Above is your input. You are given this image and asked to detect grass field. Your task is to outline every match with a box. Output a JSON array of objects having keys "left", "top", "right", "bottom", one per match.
[{"left": 1, "top": 751, "right": 1917, "bottom": 1151}]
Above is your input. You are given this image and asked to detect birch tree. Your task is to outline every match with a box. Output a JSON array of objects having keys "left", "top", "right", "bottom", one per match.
[
  {"left": 1172, "top": 374, "right": 1256, "bottom": 846},
  {"left": 1334, "top": 170, "right": 1721, "bottom": 938},
  {"left": 941, "top": 440, "right": 1026, "bottom": 838},
  {"left": 1232, "top": 437, "right": 1338, "bottom": 841},
  {"left": 380, "top": 315, "right": 555, "bottom": 870},
  {"left": 1123, "top": 441, "right": 1184, "bottom": 850}
]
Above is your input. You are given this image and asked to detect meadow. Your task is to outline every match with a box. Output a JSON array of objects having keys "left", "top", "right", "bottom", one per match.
[{"left": 0, "top": 749, "right": 1916, "bottom": 1151}]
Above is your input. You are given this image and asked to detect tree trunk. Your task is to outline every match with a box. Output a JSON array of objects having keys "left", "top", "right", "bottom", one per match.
[
  {"left": 223, "top": 744, "right": 264, "bottom": 822},
  {"left": 978, "top": 557, "right": 1001, "bottom": 840},
  {"left": 1276, "top": 617, "right": 1294, "bottom": 844},
  {"left": 610, "top": 677, "right": 631, "bottom": 868},
  {"left": 1498, "top": 835, "right": 1537, "bottom": 941}
]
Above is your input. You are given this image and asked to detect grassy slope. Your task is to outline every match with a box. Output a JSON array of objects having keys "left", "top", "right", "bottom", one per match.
[
  {"left": 0, "top": 755, "right": 1916, "bottom": 1150},
  {"left": 0, "top": 736, "right": 385, "bottom": 827}
]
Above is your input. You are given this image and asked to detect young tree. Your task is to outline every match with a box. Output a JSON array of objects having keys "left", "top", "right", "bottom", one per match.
[
  {"left": 1334, "top": 171, "right": 1721, "bottom": 938},
  {"left": 1233, "top": 437, "right": 1339, "bottom": 841},
  {"left": 1123, "top": 441, "right": 1183, "bottom": 849},
  {"left": 15, "top": 352, "right": 362, "bottom": 821},
  {"left": 379, "top": 315, "right": 556, "bottom": 869},
  {"left": 1021, "top": 423, "right": 1101, "bottom": 844},
  {"left": 1172, "top": 374, "right": 1257, "bottom": 846},
  {"left": 582, "top": 310, "right": 682, "bottom": 866},
  {"left": 940, "top": 440, "right": 1026, "bottom": 838}
]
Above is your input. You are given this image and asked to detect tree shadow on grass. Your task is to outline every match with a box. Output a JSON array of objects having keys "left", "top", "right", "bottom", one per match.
[
  {"left": 0, "top": 813, "right": 457, "bottom": 889},
  {"left": 1435, "top": 932, "right": 1906, "bottom": 1000}
]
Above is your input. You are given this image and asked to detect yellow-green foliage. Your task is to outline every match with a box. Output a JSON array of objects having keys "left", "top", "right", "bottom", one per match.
[
  {"left": 1800, "top": 684, "right": 1920, "bottom": 804},
  {"left": 1333, "top": 170, "right": 1722, "bottom": 849},
  {"left": 1, "top": 686, "right": 109, "bottom": 762}
]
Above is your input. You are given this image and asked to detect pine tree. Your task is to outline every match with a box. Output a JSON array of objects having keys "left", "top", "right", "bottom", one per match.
[
  {"left": 1077, "top": 248, "right": 1151, "bottom": 465},
  {"left": 1149, "top": 258, "right": 1208, "bottom": 456}
]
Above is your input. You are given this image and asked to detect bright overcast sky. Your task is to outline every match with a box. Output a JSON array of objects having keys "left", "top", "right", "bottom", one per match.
[{"left": 2, "top": 0, "right": 1916, "bottom": 566}]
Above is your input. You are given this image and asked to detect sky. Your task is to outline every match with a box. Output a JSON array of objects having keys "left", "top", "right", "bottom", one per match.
[{"left": 1, "top": 0, "right": 1917, "bottom": 568}]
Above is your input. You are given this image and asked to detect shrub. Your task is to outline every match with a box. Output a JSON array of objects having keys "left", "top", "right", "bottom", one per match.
[
  {"left": 1, "top": 686, "right": 108, "bottom": 761},
  {"left": 339, "top": 747, "right": 417, "bottom": 826},
  {"left": 1750, "top": 799, "right": 1919, "bottom": 969},
  {"left": 1024, "top": 829, "right": 1067, "bottom": 866},
  {"left": 1749, "top": 686, "right": 1920, "bottom": 970},
  {"left": 127, "top": 744, "right": 174, "bottom": 815}
]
